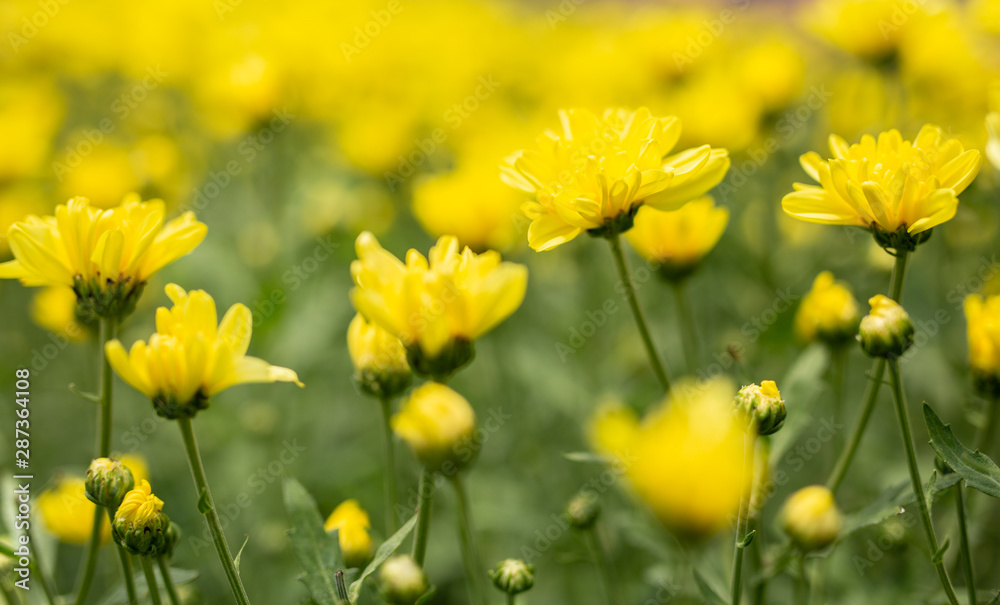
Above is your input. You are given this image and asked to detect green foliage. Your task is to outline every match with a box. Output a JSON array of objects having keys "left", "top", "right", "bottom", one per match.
[
  {"left": 284, "top": 477, "right": 347, "bottom": 605},
  {"left": 924, "top": 403, "right": 1000, "bottom": 499}
]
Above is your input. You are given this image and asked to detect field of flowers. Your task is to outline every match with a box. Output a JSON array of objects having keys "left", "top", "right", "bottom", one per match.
[{"left": 2, "top": 0, "right": 1000, "bottom": 603}]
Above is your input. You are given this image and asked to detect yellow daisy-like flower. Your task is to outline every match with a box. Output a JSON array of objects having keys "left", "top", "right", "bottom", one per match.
[
  {"left": 782, "top": 125, "right": 982, "bottom": 252},
  {"left": 0, "top": 195, "right": 207, "bottom": 319},
  {"left": 37, "top": 476, "right": 110, "bottom": 545},
  {"left": 105, "top": 284, "right": 302, "bottom": 419},
  {"left": 625, "top": 197, "right": 728, "bottom": 281},
  {"left": 392, "top": 382, "right": 476, "bottom": 473},
  {"left": 351, "top": 232, "right": 527, "bottom": 378},
  {"left": 502, "top": 108, "right": 730, "bottom": 251},
  {"left": 795, "top": 271, "right": 860, "bottom": 345},
  {"left": 324, "top": 499, "right": 374, "bottom": 569},
  {"left": 964, "top": 294, "right": 1000, "bottom": 396}
]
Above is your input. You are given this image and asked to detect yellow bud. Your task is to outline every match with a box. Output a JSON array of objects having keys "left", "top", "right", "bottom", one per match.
[
  {"left": 392, "top": 383, "right": 476, "bottom": 473},
  {"left": 380, "top": 555, "right": 428, "bottom": 605},
  {"left": 625, "top": 198, "right": 728, "bottom": 281},
  {"left": 795, "top": 272, "right": 860, "bottom": 345},
  {"left": 780, "top": 485, "right": 843, "bottom": 551},
  {"left": 859, "top": 295, "right": 914, "bottom": 359},
  {"left": 734, "top": 380, "right": 786, "bottom": 436},
  {"left": 113, "top": 480, "right": 170, "bottom": 557},
  {"left": 324, "top": 500, "right": 373, "bottom": 569},
  {"left": 348, "top": 313, "right": 411, "bottom": 398},
  {"left": 964, "top": 294, "right": 1000, "bottom": 397}
]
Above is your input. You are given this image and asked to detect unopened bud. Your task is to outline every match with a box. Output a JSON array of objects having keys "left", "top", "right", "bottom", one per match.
[
  {"left": 380, "top": 555, "right": 428, "bottom": 605},
  {"left": 85, "top": 457, "right": 135, "bottom": 509},
  {"left": 780, "top": 485, "right": 843, "bottom": 552},
  {"left": 858, "top": 295, "right": 914, "bottom": 358},
  {"left": 489, "top": 559, "right": 535, "bottom": 596},
  {"left": 734, "top": 380, "right": 786, "bottom": 436}
]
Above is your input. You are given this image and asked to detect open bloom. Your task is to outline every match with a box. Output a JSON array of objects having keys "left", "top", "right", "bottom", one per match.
[
  {"left": 625, "top": 197, "right": 728, "bottom": 280},
  {"left": 502, "top": 108, "right": 730, "bottom": 251},
  {"left": 965, "top": 294, "right": 1000, "bottom": 396},
  {"left": 351, "top": 232, "right": 527, "bottom": 377},
  {"left": 324, "top": 500, "right": 373, "bottom": 568},
  {"left": 106, "top": 284, "right": 302, "bottom": 419},
  {"left": 0, "top": 196, "right": 206, "bottom": 318},
  {"left": 795, "top": 271, "right": 860, "bottom": 345},
  {"left": 782, "top": 125, "right": 981, "bottom": 250}
]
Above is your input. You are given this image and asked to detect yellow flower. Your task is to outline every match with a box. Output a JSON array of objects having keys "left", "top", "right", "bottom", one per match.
[
  {"left": 794, "top": 271, "right": 860, "bottom": 345},
  {"left": 782, "top": 125, "right": 982, "bottom": 251},
  {"left": 0, "top": 196, "right": 207, "bottom": 319},
  {"left": 987, "top": 112, "right": 1000, "bottom": 173},
  {"left": 37, "top": 477, "right": 110, "bottom": 545},
  {"left": 599, "top": 377, "right": 750, "bottom": 538},
  {"left": 324, "top": 500, "right": 374, "bottom": 568},
  {"left": 350, "top": 232, "right": 527, "bottom": 378},
  {"left": 502, "top": 108, "right": 730, "bottom": 251},
  {"left": 587, "top": 400, "right": 639, "bottom": 460},
  {"left": 115, "top": 480, "right": 163, "bottom": 525},
  {"left": 348, "top": 313, "right": 411, "bottom": 398},
  {"left": 392, "top": 382, "right": 476, "bottom": 473},
  {"left": 625, "top": 198, "right": 728, "bottom": 280},
  {"left": 734, "top": 380, "right": 786, "bottom": 436},
  {"left": 780, "top": 485, "right": 843, "bottom": 551},
  {"left": 114, "top": 479, "right": 170, "bottom": 557},
  {"left": 807, "top": 0, "right": 922, "bottom": 62},
  {"left": 964, "top": 294, "right": 1000, "bottom": 396},
  {"left": 105, "top": 284, "right": 303, "bottom": 419},
  {"left": 30, "top": 286, "right": 90, "bottom": 342},
  {"left": 118, "top": 453, "right": 150, "bottom": 485}
]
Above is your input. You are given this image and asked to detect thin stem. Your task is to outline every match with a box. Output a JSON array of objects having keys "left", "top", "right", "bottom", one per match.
[
  {"left": 829, "top": 345, "right": 848, "bottom": 457},
  {"left": 750, "top": 519, "right": 766, "bottom": 605},
  {"left": 607, "top": 235, "right": 670, "bottom": 392},
  {"left": 975, "top": 397, "right": 999, "bottom": 454},
  {"left": 177, "top": 417, "right": 252, "bottom": 605},
  {"left": 507, "top": 595, "right": 515, "bottom": 605},
  {"left": 157, "top": 557, "right": 183, "bottom": 605},
  {"left": 731, "top": 431, "right": 757, "bottom": 605},
  {"left": 671, "top": 280, "right": 700, "bottom": 375},
  {"left": 379, "top": 396, "right": 399, "bottom": 534},
  {"left": 75, "top": 317, "right": 118, "bottom": 605},
  {"left": 585, "top": 525, "right": 617, "bottom": 605},
  {"left": 955, "top": 483, "right": 976, "bottom": 605},
  {"left": 796, "top": 558, "right": 809, "bottom": 605},
  {"left": 141, "top": 557, "right": 163, "bottom": 605},
  {"left": 109, "top": 508, "right": 139, "bottom": 605},
  {"left": 450, "top": 475, "right": 487, "bottom": 605},
  {"left": 886, "top": 360, "right": 960, "bottom": 605},
  {"left": 888, "top": 250, "right": 909, "bottom": 302},
  {"left": 411, "top": 469, "right": 435, "bottom": 566}
]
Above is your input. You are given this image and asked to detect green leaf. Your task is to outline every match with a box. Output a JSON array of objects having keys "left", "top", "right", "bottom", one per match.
[
  {"left": 987, "top": 588, "right": 1000, "bottom": 605},
  {"left": 692, "top": 569, "right": 728, "bottom": 605},
  {"left": 197, "top": 490, "right": 212, "bottom": 515},
  {"left": 68, "top": 382, "right": 101, "bottom": 403},
  {"left": 415, "top": 586, "right": 437, "bottom": 604},
  {"left": 0, "top": 540, "right": 14, "bottom": 558},
  {"left": 95, "top": 568, "right": 198, "bottom": 605},
  {"left": 284, "top": 477, "right": 346, "bottom": 605},
  {"left": 348, "top": 512, "right": 419, "bottom": 603},
  {"left": 739, "top": 530, "right": 756, "bottom": 548},
  {"left": 561, "top": 451, "right": 613, "bottom": 464},
  {"left": 769, "top": 344, "right": 830, "bottom": 465},
  {"left": 234, "top": 535, "right": 250, "bottom": 574},
  {"left": 924, "top": 403, "right": 1000, "bottom": 498}
]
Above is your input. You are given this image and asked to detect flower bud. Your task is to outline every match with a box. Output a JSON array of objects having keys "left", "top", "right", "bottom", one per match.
[
  {"left": 163, "top": 521, "right": 182, "bottom": 559},
  {"left": 348, "top": 313, "right": 411, "bottom": 399},
  {"left": 489, "top": 559, "right": 535, "bottom": 596},
  {"left": 113, "top": 480, "right": 170, "bottom": 557},
  {"left": 795, "top": 271, "right": 860, "bottom": 346},
  {"left": 379, "top": 555, "right": 428, "bottom": 605},
  {"left": 392, "top": 383, "right": 477, "bottom": 473},
  {"left": 405, "top": 339, "right": 475, "bottom": 383},
  {"left": 565, "top": 491, "right": 601, "bottom": 530},
  {"left": 734, "top": 380, "right": 786, "bottom": 436},
  {"left": 779, "top": 485, "right": 843, "bottom": 552},
  {"left": 85, "top": 457, "right": 135, "bottom": 509},
  {"left": 858, "top": 295, "right": 914, "bottom": 358},
  {"left": 324, "top": 500, "right": 373, "bottom": 569}
]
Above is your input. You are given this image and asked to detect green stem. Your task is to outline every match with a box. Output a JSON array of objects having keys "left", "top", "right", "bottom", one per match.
[
  {"left": 585, "top": 525, "right": 617, "bottom": 605},
  {"left": 157, "top": 557, "right": 183, "bottom": 605},
  {"left": 75, "top": 317, "right": 118, "bottom": 605},
  {"left": 141, "top": 557, "right": 163, "bottom": 605},
  {"left": 379, "top": 397, "right": 399, "bottom": 534},
  {"left": 671, "top": 280, "right": 700, "bottom": 375},
  {"left": 829, "top": 345, "right": 848, "bottom": 457},
  {"left": 507, "top": 595, "right": 515, "bottom": 605},
  {"left": 796, "top": 558, "right": 809, "bottom": 605},
  {"left": 975, "top": 397, "right": 999, "bottom": 454},
  {"left": 450, "top": 475, "right": 487, "bottom": 605},
  {"left": 411, "top": 468, "right": 435, "bottom": 566},
  {"left": 608, "top": 235, "right": 671, "bottom": 392},
  {"left": 886, "top": 360, "right": 960, "bottom": 605},
  {"left": 108, "top": 508, "right": 139, "bottom": 605},
  {"left": 750, "top": 520, "right": 767, "bottom": 605},
  {"left": 955, "top": 483, "right": 976, "bottom": 605},
  {"left": 730, "top": 431, "right": 757, "bottom": 605},
  {"left": 177, "top": 417, "right": 252, "bottom": 605},
  {"left": 825, "top": 250, "right": 908, "bottom": 493}
]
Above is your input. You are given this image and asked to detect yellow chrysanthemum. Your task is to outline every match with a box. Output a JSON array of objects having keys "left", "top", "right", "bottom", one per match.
[
  {"left": 965, "top": 294, "right": 1000, "bottom": 396},
  {"left": 30, "top": 286, "right": 90, "bottom": 342},
  {"left": 807, "top": 0, "right": 923, "bottom": 62},
  {"left": 324, "top": 499, "right": 374, "bottom": 568},
  {"left": 37, "top": 477, "right": 110, "bottom": 545},
  {"left": 782, "top": 125, "right": 982, "bottom": 249},
  {"left": 350, "top": 231, "right": 527, "bottom": 377},
  {"left": 105, "top": 284, "right": 302, "bottom": 419},
  {"left": 502, "top": 108, "right": 730, "bottom": 251},
  {"left": 0, "top": 195, "right": 207, "bottom": 319},
  {"left": 392, "top": 382, "right": 476, "bottom": 473},
  {"left": 795, "top": 271, "right": 860, "bottom": 345},
  {"left": 625, "top": 197, "right": 728, "bottom": 280}
]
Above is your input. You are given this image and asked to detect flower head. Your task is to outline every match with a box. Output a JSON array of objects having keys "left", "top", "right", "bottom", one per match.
[
  {"left": 795, "top": 271, "right": 860, "bottom": 345},
  {"left": 348, "top": 313, "right": 411, "bottom": 398},
  {"left": 106, "top": 284, "right": 302, "bottom": 419},
  {"left": 351, "top": 232, "right": 527, "bottom": 378},
  {"left": 324, "top": 500, "right": 373, "bottom": 568},
  {"left": 113, "top": 479, "right": 170, "bottom": 557},
  {"left": 392, "top": 382, "right": 476, "bottom": 473},
  {"left": 734, "top": 380, "right": 786, "bottom": 436},
  {"left": 380, "top": 555, "right": 428, "bottom": 605},
  {"left": 489, "top": 559, "right": 535, "bottom": 596},
  {"left": 782, "top": 125, "right": 981, "bottom": 252},
  {"left": 38, "top": 477, "right": 110, "bottom": 544},
  {"left": 502, "top": 108, "right": 730, "bottom": 251},
  {"left": 625, "top": 197, "right": 728, "bottom": 281},
  {"left": 0, "top": 196, "right": 207, "bottom": 319},
  {"left": 859, "top": 295, "right": 914, "bottom": 359},
  {"left": 964, "top": 294, "right": 1000, "bottom": 397},
  {"left": 780, "top": 485, "right": 843, "bottom": 551},
  {"left": 85, "top": 457, "right": 135, "bottom": 509}
]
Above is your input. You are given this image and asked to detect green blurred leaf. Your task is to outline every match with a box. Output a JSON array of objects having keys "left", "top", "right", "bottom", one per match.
[
  {"left": 234, "top": 535, "right": 250, "bottom": 574},
  {"left": 562, "top": 452, "right": 613, "bottom": 464},
  {"left": 284, "top": 477, "right": 346, "bottom": 605},
  {"left": 770, "top": 344, "right": 830, "bottom": 465},
  {"left": 95, "top": 568, "right": 198, "bottom": 605},
  {"left": 348, "top": 512, "right": 419, "bottom": 603},
  {"left": 415, "top": 586, "right": 437, "bottom": 604},
  {"left": 693, "top": 569, "right": 728, "bottom": 605},
  {"left": 924, "top": 403, "right": 1000, "bottom": 498}
]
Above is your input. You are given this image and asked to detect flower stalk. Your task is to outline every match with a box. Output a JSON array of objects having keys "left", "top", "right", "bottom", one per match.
[
  {"left": 411, "top": 469, "right": 435, "bottom": 566},
  {"left": 158, "top": 557, "right": 183, "bottom": 605},
  {"left": 731, "top": 431, "right": 757, "bottom": 605},
  {"left": 451, "top": 475, "right": 488, "bottom": 605},
  {"left": 379, "top": 396, "right": 399, "bottom": 534},
  {"left": 141, "top": 557, "right": 164, "bottom": 605}
]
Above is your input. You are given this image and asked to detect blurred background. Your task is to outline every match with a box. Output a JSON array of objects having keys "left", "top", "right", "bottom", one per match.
[{"left": 1, "top": 0, "right": 999, "bottom": 602}]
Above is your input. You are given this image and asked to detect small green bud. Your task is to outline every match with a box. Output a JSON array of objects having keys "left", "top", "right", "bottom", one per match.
[
  {"left": 489, "top": 559, "right": 535, "bottom": 596},
  {"left": 85, "top": 457, "right": 135, "bottom": 509},
  {"left": 380, "top": 555, "right": 428, "bottom": 605},
  {"left": 734, "top": 380, "right": 786, "bottom": 436},
  {"left": 163, "top": 521, "right": 182, "bottom": 559},
  {"left": 565, "top": 492, "right": 601, "bottom": 530},
  {"left": 858, "top": 295, "right": 914, "bottom": 359}
]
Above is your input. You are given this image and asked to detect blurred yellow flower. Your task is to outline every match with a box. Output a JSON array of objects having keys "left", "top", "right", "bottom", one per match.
[
  {"left": 782, "top": 125, "right": 982, "bottom": 250},
  {"left": 324, "top": 499, "right": 374, "bottom": 568},
  {"left": 987, "top": 112, "right": 1000, "bottom": 173},
  {"left": 780, "top": 485, "right": 843, "bottom": 551},
  {"left": 105, "top": 284, "right": 302, "bottom": 419},
  {"left": 795, "top": 271, "right": 860, "bottom": 345},
  {"left": 502, "top": 108, "right": 730, "bottom": 251},
  {"left": 0, "top": 196, "right": 207, "bottom": 319},
  {"left": 30, "top": 286, "right": 90, "bottom": 342},
  {"left": 118, "top": 453, "right": 150, "bottom": 485},
  {"left": 55, "top": 143, "right": 141, "bottom": 209},
  {"left": 807, "top": 0, "right": 922, "bottom": 62},
  {"left": 625, "top": 198, "right": 728, "bottom": 280},
  {"left": 964, "top": 294, "right": 1000, "bottom": 396},
  {"left": 392, "top": 382, "right": 476, "bottom": 473},
  {"left": 37, "top": 477, "right": 110, "bottom": 545},
  {"left": 350, "top": 231, "right": 527, "bottom": 377},
  {"left": 587, "top": 400, "right": 639, "bottom": 460},
  {"left": 348, "top": 313, "right": 411, "bottom": 398}
]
